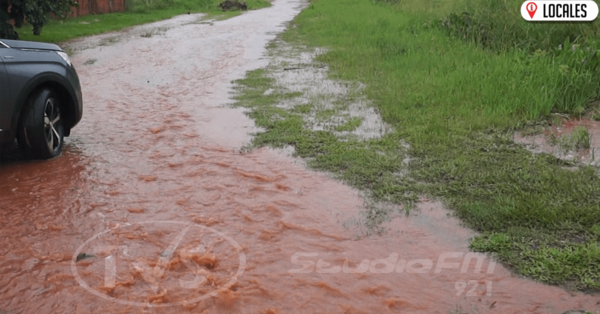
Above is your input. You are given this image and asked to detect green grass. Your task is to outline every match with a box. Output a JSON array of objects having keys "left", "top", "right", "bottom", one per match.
[
  {"left": 17, "top": 0, "right": 270, "bottom": 43},
  {"left": 441, "top": 0, "right": 600, "bottom": 52},
  {"left": 549, "top": 127, "right": 593, "bottom": 150},
  {"left": 232, "top": 0, "right": 600, "bottom": 291}
]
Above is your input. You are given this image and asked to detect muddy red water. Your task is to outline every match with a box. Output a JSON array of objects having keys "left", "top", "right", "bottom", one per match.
[
  {"left": 515, "top": 117, "right": 600, "bottom": 166},
  {"left": 1, "top": 1, "right": 599, "bottom": 313}
]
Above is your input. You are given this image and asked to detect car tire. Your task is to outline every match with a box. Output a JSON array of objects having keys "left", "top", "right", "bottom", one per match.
[{"left": 18, "top": 88, "right": 64, "bottom": 159}]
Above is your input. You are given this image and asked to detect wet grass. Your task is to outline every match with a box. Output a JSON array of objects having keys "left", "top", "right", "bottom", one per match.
[
  {"left": 440, "top": 0, "right": 600, "bottom": 53},
  {"left": 549, "top": 127, "right": 592, "bottom": 151},
  {"left": 232, "top": 0, "right": 600, "bottom": 291},
  {"left": 17, "top": 0, "right": 270, "bottom": 43},
  {"left": 139, "top": 26, "right": 170, "bottom": 38},
  {"left": 234, "top": 65, "right": 415, "bottom": 212},
  {"left": 592, "top": 108, "right": 600, "bottom": 121}
]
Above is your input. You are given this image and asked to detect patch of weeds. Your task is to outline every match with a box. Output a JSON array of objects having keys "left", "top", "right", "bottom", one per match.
[
  {"left": 98, "top": 36, "right": 120, "bottom": 46},
  {"left": 520, "top": 124, "right": 544, "bottom": 136},
  {"left": 83, "top": 59, "right": 97, "bottom": 66},
  {"left": 591, "top": 224, "right": 600, "bottom": 236},
  {"left": 550, "top": 114, "right": 566, "bottom": 126},
  {"left": 335, "top": 117, "right": 362, "bottom": 132},
  {"left": 570, "top": 127, "right": 592, "bottom": 149},
  {"left": 315, "top": 108, "right": 336, "bottom": 122},
  {"left": 291, "top": 103, "right": 312, "bottom": 114},
  {"left": 472, "top": 234, "right": 600, "bottom": 290},
  {"left": 139, "top": 26, "right": 169, "bottom": 37},
  {"left": 279, "top": 91, "right": 303, "bottom": 100},
  {"left": 553, "top": 127, "right": 592, "bottom": 151},
  {"left": 343, "top": 199, "right": 407, "bottom": 237},
  {"left": 591, "top": 108, "right": 600, "bottom": 121},
  {"left": 549, "top": 133, "right": 559, "bottom": 146},
  {"left": 361, "top": 201, "right": 390, "bottom": 236}
]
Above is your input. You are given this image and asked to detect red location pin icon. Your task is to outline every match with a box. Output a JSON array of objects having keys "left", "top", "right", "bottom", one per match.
[{"left": 526, "top": 2, "right": 537, "bottom": 18}]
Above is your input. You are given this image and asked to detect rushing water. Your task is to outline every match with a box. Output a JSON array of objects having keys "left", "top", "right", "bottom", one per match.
[{"left": 0, "top": 1, "right": 598, "bottom": 312}]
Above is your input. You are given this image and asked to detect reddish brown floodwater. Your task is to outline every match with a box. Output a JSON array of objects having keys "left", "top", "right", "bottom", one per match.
[{"left": 1, "top": 1, "right": 599, "bottom": 313}]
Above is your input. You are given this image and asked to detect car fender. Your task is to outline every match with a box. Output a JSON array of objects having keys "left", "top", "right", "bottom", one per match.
[{"left": 13, "top": 71, "right": 82, "bottom": 133}]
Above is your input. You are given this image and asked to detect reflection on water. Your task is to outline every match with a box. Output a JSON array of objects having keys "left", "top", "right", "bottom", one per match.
[{"left": 0, "top": 0, "right": 598, "bottom": 312}]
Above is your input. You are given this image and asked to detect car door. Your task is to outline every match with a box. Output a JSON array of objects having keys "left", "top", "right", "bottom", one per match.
[{"left": 0, "top": 44, "right": 9, "bottom": 131}]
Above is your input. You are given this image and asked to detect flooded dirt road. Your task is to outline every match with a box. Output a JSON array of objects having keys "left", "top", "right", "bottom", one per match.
[{"left": 0, "top": 1, "right": 599, "bottom": 313}]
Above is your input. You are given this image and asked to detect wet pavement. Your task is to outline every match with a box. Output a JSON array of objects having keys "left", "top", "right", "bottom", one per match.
[{"left": 1, "top": 0, "right": 599, "bottom": 313}]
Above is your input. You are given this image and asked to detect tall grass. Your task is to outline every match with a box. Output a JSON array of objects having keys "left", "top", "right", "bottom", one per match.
[
  {"left": 441, "top": 0, "right": 600, "bottom": 52},
  {"left": 296, "top": 1, "right": 599, "bottom": 127},
  {"left": 439, "top": 0, "right": 600, "bottom": 115}
]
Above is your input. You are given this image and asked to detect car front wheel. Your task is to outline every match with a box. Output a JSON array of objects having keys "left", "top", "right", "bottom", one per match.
[{"left": 18, "top": 88, "right": 65, "bottom": 159}]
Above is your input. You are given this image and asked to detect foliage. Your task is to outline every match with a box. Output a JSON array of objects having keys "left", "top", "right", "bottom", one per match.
[
  {"left": 439, "top": 0, "right": 600, "bottom": 116},
  {"left": 0, "top": 0, "right": 77, "bottom": 39},
  {"left": 439, "top": 0, "right": 600, "bottom": 53}
]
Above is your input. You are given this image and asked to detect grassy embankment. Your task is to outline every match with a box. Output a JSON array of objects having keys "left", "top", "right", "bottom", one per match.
[
  {"left": 18, "top": 0, "right": 270, "bottom": 43},
  {"left": 232, "top": 0, "right": 600, "bottom": 290}
]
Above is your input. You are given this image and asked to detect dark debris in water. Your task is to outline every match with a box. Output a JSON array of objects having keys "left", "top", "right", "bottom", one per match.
[{"left": 76, "top": 253, "right": 95, "bottom": 262}]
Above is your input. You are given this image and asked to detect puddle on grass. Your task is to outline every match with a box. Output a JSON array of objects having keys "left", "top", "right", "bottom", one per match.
[
  {"left": 0, "top": 0, "right": 598, "bottom": 313},
  {"left": 263, "top": 42, "right": 393, "bottom": 141},
  {"left": 514, "top": 117, "right": 600, "bottom": 167}
]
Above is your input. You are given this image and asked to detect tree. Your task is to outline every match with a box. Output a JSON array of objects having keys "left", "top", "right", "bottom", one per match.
[{"left": 1, "top": 0, "right": 77, "bottom": 39}]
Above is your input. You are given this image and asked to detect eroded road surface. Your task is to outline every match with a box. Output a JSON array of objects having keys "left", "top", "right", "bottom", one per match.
[{"left": 0, "top": 1, "right": 599, "bottom": 313}]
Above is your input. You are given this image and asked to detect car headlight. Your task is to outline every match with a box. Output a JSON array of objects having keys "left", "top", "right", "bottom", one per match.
[{"left": 56, "top": 51, "right": 72, "bottom": 67}]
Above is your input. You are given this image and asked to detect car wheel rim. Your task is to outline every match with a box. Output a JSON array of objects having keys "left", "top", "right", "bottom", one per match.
[{"left": 44, "top": 98, "right": 61, "bottom": 152}]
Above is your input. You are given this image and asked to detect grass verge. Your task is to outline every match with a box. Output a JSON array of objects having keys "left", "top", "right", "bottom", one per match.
[
  {"left": 231, "top": 0, "right": 600, "bottom": 291},
  {"left": 17, "top": 0, "right": 270, "bottom": 43}
]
